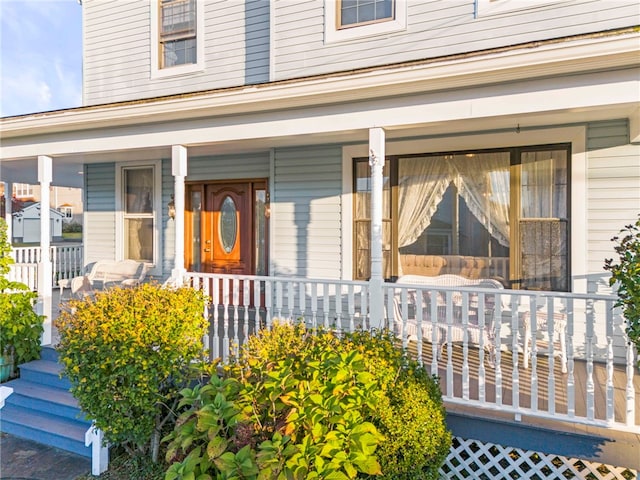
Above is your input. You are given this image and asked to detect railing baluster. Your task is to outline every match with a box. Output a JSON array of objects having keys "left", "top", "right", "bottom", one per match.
[
  {"left": 416, "top": 287, "right": 423, "bottom": 367},
  {"left": 494, "top": 294, "right": 503, "bottom": 407},
  {"left": 276, "top": 282, "right": 283, "bottom": 320},
  {"left": 546, "top": 298, "right": 556, "bottom": 415},
  {"left": 360, "top": 285, "right": 368, "bottom": 331},
  {"left": 212, "top": 276, "right": 220, "bottom": 360},
  {"left": 445, "top": 290, "right": 454, "bottom": 398},
  {"left": 510, "top": 295, "right": 519, "bottom": 416},
  {"left": 477, "top": 292, "right": 486, "bottom": 404},
  {"left": 298, "top": 281, "right": 306, "bottom": 325},
  {"left": 243, "top": 278, "right": 250, "bottom": 347},
  {"left": 311, "top": 283, "right": 318, "bottom": 329},
  {"left": 461, "top": 291, "right": 469, "bottom": 401},
  {"left": 566, "top": 298, "right": 575, "bottom": 418},
  {"left": 348, "top": 284, "right": 355, "bottom": 333},
  {"left": 400, "top": 288, "right": 409, "bottom": 351},
  {"left": 530, "top": 295, "right": 539, "bottom": 413},
  {"left": 323, "top": 283, "right": 330, "bottom": 329},
  {"left": 222, "top": 279, "right": 230, "bottom": 362},
  {"left": 430, "top": 287, "right": 438, "bottom": 377},
  {"left": 606, "top": 303, "right": 614, "bottom": 423},
  {"left": 265, "top": 280, "right": 273, "bottom": 329},
  {"left": 625, "top": 331, "right": 636, "bottom": 427},
  {"left": 287, "top": 281, "right": 295, "bottom": 320},
  {"left": 585, "top": 297, "right": 595, "bottom": 421},
  {"left": 335, "top": 285, "right": 343, "bottom": 333}
]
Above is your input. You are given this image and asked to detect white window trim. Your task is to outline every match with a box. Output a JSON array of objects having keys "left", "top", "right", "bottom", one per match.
[
  {"left": 150, "top": 0, "right": 205, "bottom": 79},
  {"left": 115, "top": 160, "right": 163, "bottom": 276},
  {"left": 475, "top": 0, "right": 562, "bottom": 17},
  {"left": 341, "top": 126, "right": 587, "bottom": 292},
  {"left": 325, "top": 0, "right": 407, "bottom": 44}
]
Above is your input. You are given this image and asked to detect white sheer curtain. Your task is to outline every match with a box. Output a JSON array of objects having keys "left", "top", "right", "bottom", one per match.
[
  {"left": 397, "top": 157, "right": 451, "bottom": 275},
  {"left": 520, "top": 150, "right": 568, "bottom": 219},
  {"left": 397, "top": 156, "right": 451, "bottom": 247},
  {"left": 453, "top": 153, "right": 510, "bottom": 247}
]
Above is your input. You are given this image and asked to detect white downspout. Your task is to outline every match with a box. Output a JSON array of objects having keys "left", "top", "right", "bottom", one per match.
[
  {"left": 37, "top": 156, "right": 53, "bottom": 345},
  {"left": 368, "top": 128, "right": 385, "bottom": 329},
  {"left": 171, "top": 145, "right": 187, "bottom": 284}
]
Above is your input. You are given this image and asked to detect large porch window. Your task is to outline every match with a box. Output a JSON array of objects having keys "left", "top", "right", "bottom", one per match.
[{"left": 354, "top": 144, "right": 570, "bottom": 291}]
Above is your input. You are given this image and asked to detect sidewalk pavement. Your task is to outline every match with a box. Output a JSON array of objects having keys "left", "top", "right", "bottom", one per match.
[{"left": 0, "top": 433, "right": 91, "bottom": 480}]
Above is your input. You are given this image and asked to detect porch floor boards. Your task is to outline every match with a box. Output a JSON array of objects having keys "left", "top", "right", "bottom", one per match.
[{"left": 404, "top": 340, "right": 640, "bottom": 426}]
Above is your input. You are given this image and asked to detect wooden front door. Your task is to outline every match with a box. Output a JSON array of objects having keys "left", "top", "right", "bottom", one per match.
[{"left": 186, "top": 180, "right": 268, "bottom": 276}]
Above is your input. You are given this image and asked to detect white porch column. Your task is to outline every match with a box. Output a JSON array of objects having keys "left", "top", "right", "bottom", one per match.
[
  {"left": 3, "top": 182, "right": 11, "bottom": 241},
  {"left": 171, "top": 145, "right": 188, "bottom": 284},
  {"left": 368, "top": 128, "right": 385, "bottom": 329},
  {"left": 37, "top": 155, "right": 53, "bottom": 345}
]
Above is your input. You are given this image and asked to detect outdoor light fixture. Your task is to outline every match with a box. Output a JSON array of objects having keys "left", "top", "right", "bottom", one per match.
[{"left": 167, "top": 194, "right": 175, "bottom": 220}]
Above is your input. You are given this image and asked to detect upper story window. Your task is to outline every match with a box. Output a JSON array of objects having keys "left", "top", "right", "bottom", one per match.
[
  {"left": 58, "top": 206, "right": 73, "bottom": 219},
  {"left": 151, "top": 0, "right": 204, "bottom": 78},
  {"left": 339, "top": 0, "right": 394, "bottom": 28},
  {"left": 13, "top": 183, "right": 34, "bottom": 199},
  {"left": 160, "top": 0, "right": 196, "bottom": 68},
  {"left": 325, "top": 0, "right": 406, "bottom": 44}
]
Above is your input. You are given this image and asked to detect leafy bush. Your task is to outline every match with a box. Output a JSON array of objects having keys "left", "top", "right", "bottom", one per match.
[
  {"left": 62, "top": 222, "right": 83, "bottom": 234},
  {"left": 164, "top": 323, "right": 451, "bottom": 479},
  {"left": 605, "top": 215, "right": 640, "bottom": 353},
  {"left": 0, "top": 218, "right": 44, "bottom": 377},
  {"left": 55, "top": 283, "right": 209, "bottom": 461}
]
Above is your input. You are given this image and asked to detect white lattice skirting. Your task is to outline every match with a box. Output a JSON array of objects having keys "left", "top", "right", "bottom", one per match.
[{"left": 440, "top": 437, "right": 638, "bottom": 480}]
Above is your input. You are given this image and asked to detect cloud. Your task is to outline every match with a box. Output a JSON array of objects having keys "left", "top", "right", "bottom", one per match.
[{"left": 0, "top": 0, "right": 82, "bottom": 117}]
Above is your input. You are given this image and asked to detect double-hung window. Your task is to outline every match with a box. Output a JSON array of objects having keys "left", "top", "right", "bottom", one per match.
[
  {"left": 339, "top": 0, "right": 394, "bottom": 28},
  {"left": 159, "top": 0, "right": 197, "bottom": 68},
  {"left": 121, "top": 166, "right": 156, "bottom": 264},
  {"left": 325, "top": 0, "right": 406, "bottom": 43},
  {"left": 354, "top": 144, "right": 570, "bottom": 291}
]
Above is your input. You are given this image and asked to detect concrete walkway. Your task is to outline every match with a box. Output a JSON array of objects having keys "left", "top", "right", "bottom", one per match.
[{"left": 0, "top": 433, "right": 90, "bottom": 480}]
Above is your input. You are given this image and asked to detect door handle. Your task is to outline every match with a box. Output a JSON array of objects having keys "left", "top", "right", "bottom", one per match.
[{"left": 204, "top": 248, "right": 211, "bottom": 252}]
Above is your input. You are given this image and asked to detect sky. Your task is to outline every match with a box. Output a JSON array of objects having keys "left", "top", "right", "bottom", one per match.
[{"left": 0, "top": 0, "right": 83, "bottom": 117}]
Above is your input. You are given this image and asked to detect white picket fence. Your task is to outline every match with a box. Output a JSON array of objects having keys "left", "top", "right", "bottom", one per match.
[{"left": 7, "top": 245, "right": 83, "bottom": 290}]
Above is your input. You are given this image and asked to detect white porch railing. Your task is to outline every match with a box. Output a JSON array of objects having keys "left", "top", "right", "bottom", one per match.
[
  {"left": 8, "top": 245, "right": 83, "bottom": 289},
  {"left": 183, "top": 271, "right": 638, "bottom": 434}
]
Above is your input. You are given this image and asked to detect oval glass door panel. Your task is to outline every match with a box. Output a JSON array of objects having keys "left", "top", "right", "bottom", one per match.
[{"left": 219, "top": 196, "right": 237, "bottom": 253}]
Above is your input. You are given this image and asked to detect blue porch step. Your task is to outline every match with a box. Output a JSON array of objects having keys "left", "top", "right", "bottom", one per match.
[{"left": 0, "top": 346, "right": 92, "bottom": 458}]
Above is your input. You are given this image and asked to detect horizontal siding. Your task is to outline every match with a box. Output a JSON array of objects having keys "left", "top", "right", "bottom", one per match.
[
  {"left": 585, "top": 120, "right": 640, "bottom": 274},
  {"left": 273, "top": 145, "right": 343, "bottom": 279},
  {"left": 84, "top": 163, "right": 116, "bottom": 263},
  {"left": 83, "top": 0, "right": 270, "bottom": 105},
  {"left": 274, "top": 0, "right": 638, "bottom": 80},
  {"left": 186, "top": 152, "right": 270, "bottom": 182}
]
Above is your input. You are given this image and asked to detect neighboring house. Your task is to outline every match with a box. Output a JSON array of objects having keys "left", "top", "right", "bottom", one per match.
[
  {"left": 11, "top": 203, "right": 64, "bottom": 243},
  {"left": 1, "top": 183, "right": 83, "bottom": 227},
  {"left": 0, "top": 0, "right": 638, "bottom": 475}
]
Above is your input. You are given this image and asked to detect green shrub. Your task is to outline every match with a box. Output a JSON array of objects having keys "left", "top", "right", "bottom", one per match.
[
  {"left": 55, "top": 283, "right": 209, "bottom": 462},
  {"left": 62, "top": 222, "right": 82, "bottom": 234},
  {"left": 0, "top": 218, "right": 44, "bottom": 377},
  {"left": 164, "top": 323, "right": 451, "bottom": 479},
  {"left": 605, "top": 215, "right": 640, "bottom": 354}
]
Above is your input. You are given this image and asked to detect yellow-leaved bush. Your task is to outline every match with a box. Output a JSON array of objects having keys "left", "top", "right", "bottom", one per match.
[
  {"left": 164, "top": 323, "right": 451, "bottom": 480},
  {"left": 55, "top": 283, "right": 209, "bottom": 461}
]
